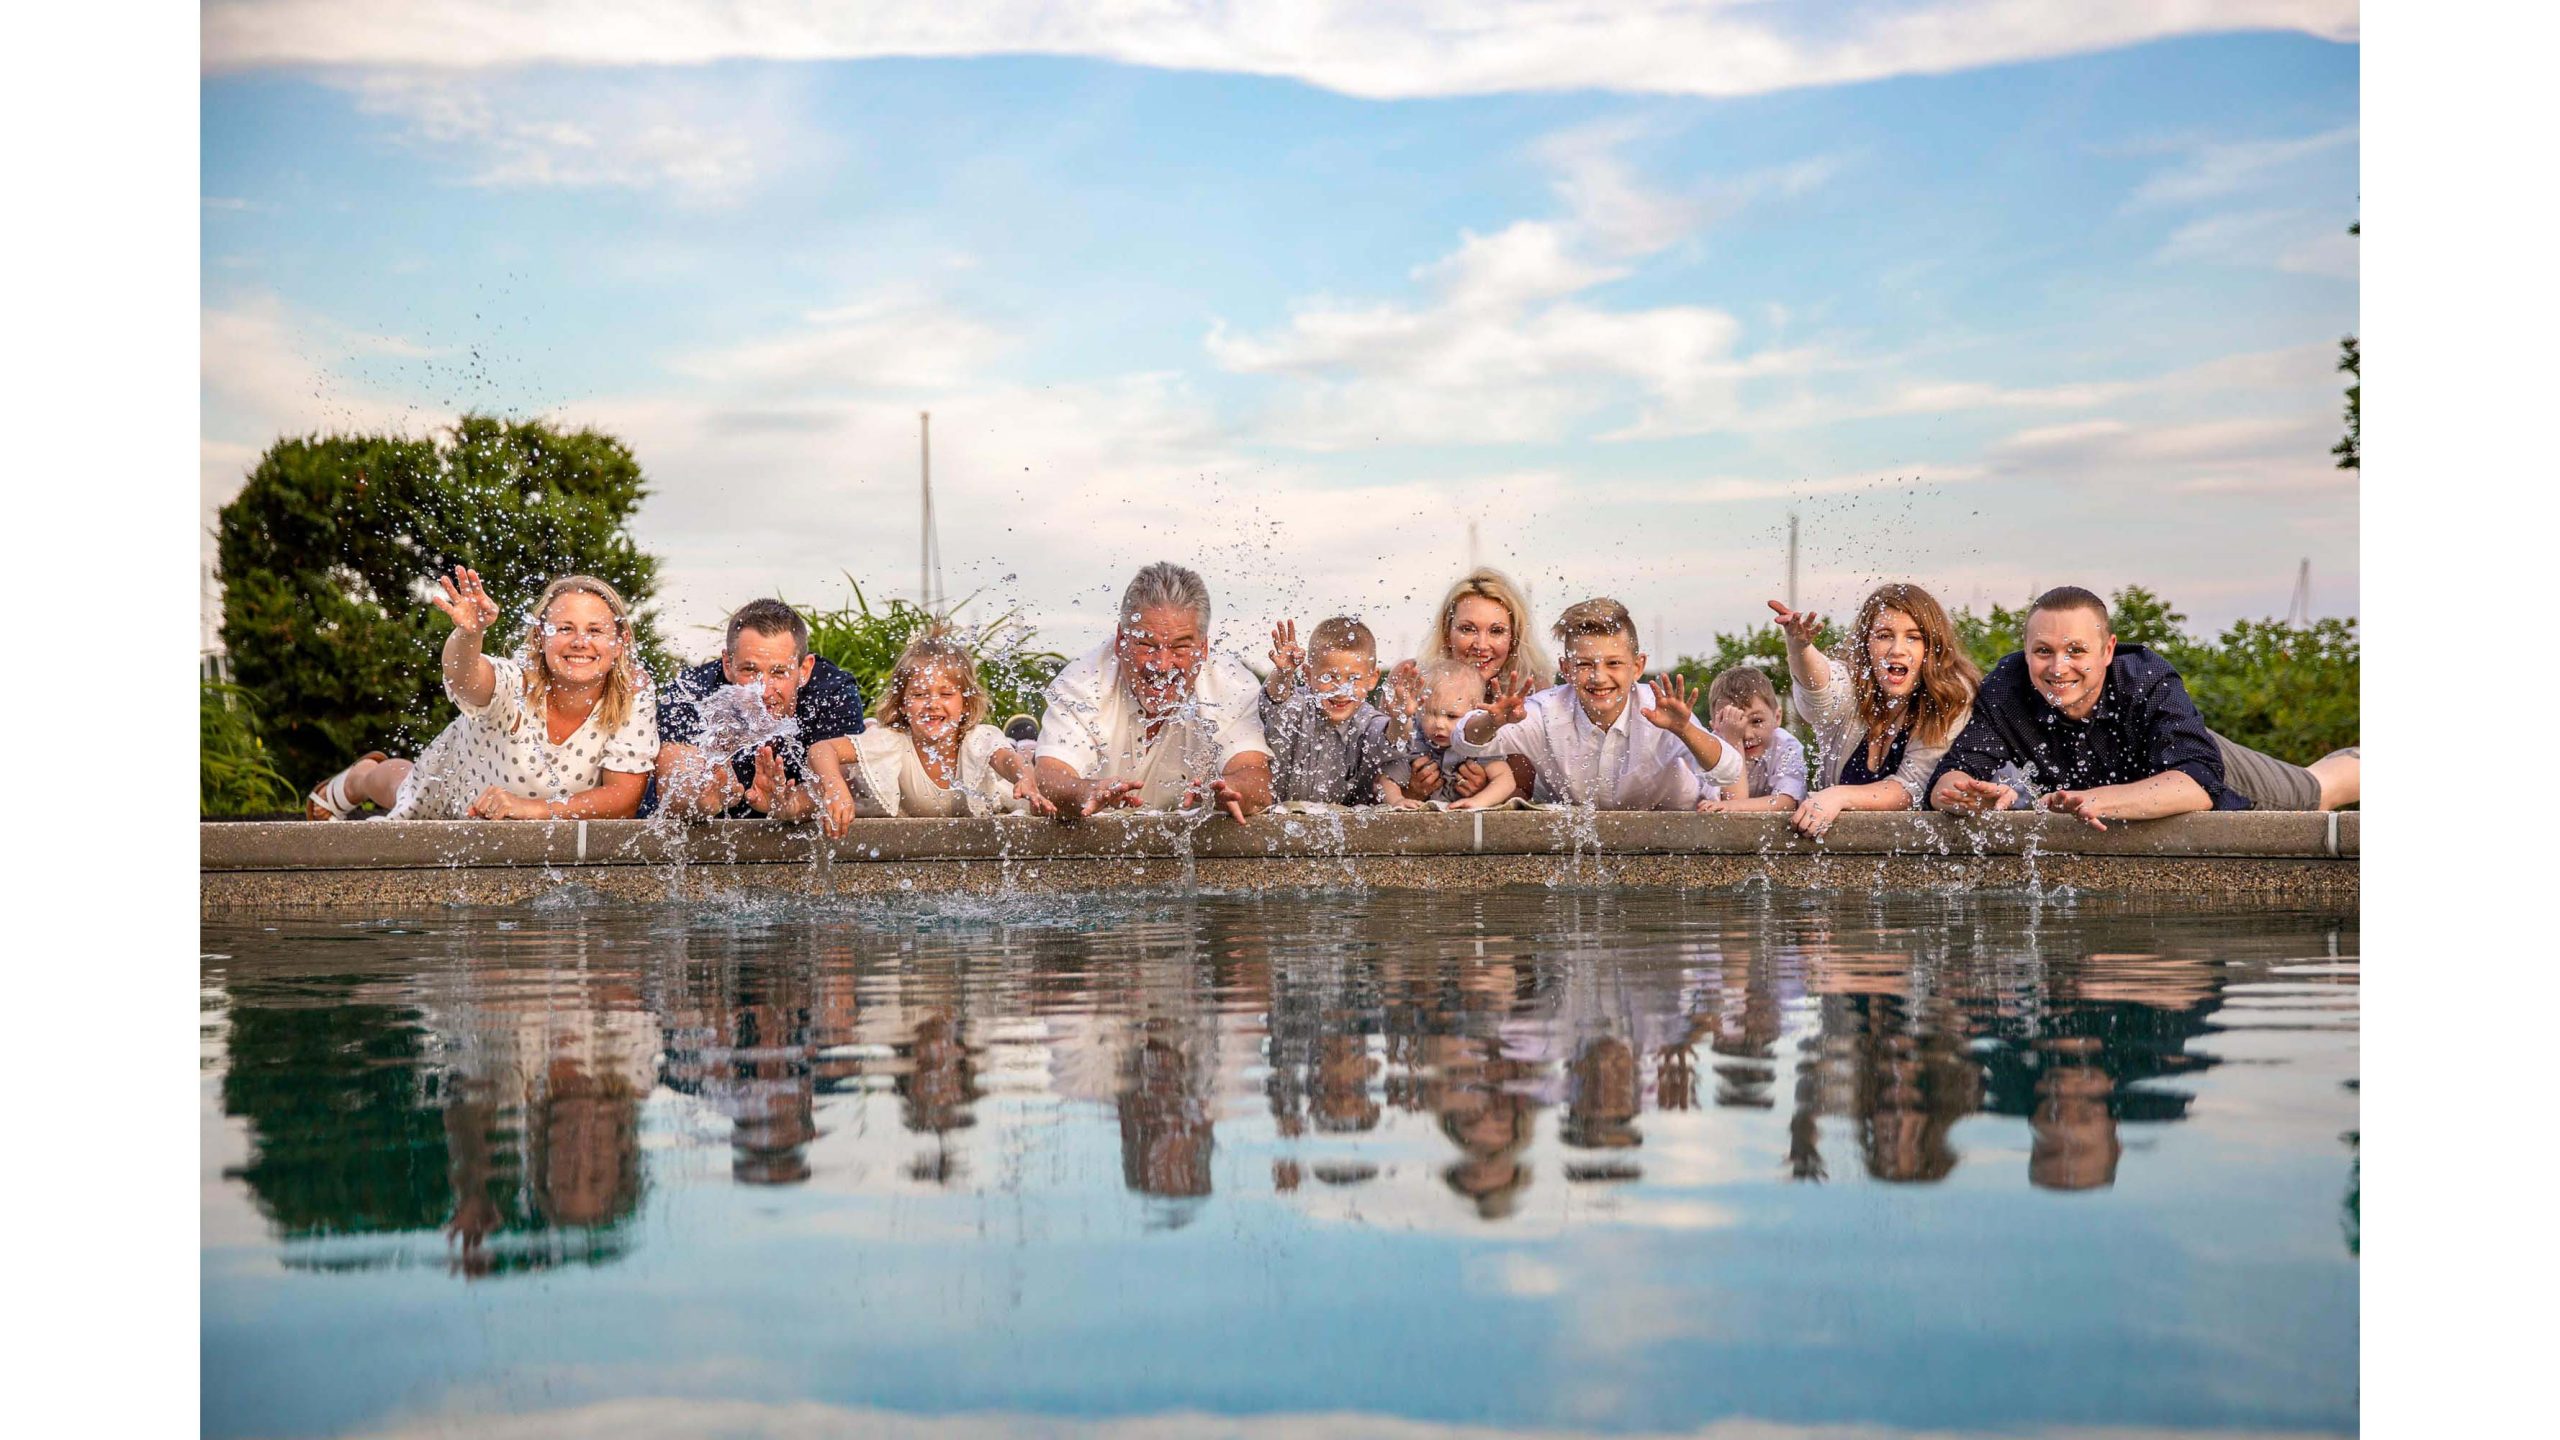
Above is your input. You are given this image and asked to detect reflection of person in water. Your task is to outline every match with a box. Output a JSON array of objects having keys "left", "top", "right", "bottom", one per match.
[
  {"left": 1422, "top": 1032, "right": 1540, "bottom": 1220},
  {"left": 1562, "top": 1035, "right": 1643, "bottom": 1152},
  {"left": 1801, "top": 993, "right": 1986, "bottom": 1184},
  {"left": 657, "top": 966, "right": 848, "bottom": 1188},
  {"left": 2028, "top": 1040, "right": 2124, "bottom": 1191},
  {"left": 894, "top": 1010, "right": 981, "bottom": 1184},
  {"left": 1119, "top": 1019, "right": 1217, "bottom": 1201}
]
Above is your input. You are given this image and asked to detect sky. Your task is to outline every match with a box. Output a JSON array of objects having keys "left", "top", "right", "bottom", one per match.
[{"left": 199, "top": 1, "right": 2361, "bottom": 665}]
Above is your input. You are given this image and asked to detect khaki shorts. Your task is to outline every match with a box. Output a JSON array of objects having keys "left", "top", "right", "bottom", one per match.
[{"left": 2210, "top": 733, "right": 2353, "bottom": 811}]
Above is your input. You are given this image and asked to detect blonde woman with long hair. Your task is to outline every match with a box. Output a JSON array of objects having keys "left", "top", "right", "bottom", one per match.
[
  {"left": 304, "top": 567, "right": 658, "bottom": 820},
  {"left": 1768, "top": 582, "right": 1980, "bottom": 838},
  {"left": 1404, "top": 567, "right": 1553, "bottom": 800}
]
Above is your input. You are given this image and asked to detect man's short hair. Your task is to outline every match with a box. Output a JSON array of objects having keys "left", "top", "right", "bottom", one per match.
[
  {"left": 1707, "top": 665, "right": 1779, "bottom": 715},
  {"left": 2028, "top": 586, "right": 2112, "bottom": 634},
  {"left": 1119, "top": 561, "right": 1212, "bottom": 633},
  {"left": 1307, "top": 616, "right": 1377, "bottom": 662},
  {"left": 1553, "top": 597, "right": 1639, "bottom": 653},
  {"left": 725, "top": 598, "right": 810, "bottom": 658}
]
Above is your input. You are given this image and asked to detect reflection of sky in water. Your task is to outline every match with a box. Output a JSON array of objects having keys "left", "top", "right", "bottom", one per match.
[{"left": 201, "top": 889, "right": 2357, "bottom": 1438}]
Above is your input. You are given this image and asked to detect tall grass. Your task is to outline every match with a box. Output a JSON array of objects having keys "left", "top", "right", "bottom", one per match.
[
  {"left": 203, "top": 680, "right": 302, "bottom": 815},
  {"left": 794, "top": 577, "right": 1066, "bottom": 723}
]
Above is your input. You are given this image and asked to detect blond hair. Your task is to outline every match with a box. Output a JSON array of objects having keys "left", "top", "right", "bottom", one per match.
[
  {"left": 1420, "top": 568, "right": 1553, "bottom": 696},
  {"left": 1552, "top": 597, "right": 1639, "bottom": 654},
  {"left": 518, "top": 574, "right": 642, "bottom": 734},
  {"left": 1307, "top": 615, "right": 1377, "bottom": 663},
  {"left": 872, "top": 633, "right": 992, "bottom": 734}
]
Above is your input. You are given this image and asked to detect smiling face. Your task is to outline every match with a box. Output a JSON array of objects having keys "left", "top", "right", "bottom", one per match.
[
  {"left": 1712, "top": 698, "right": 1782, "bottom": 758},
  {"left": 1115, "top": 604, "right": 1208, "bottom": 717},
  {"left": 1309, "top": 647, "right": 1380, "bottom": 723},
  {"left": 538, "top": 589, "right": 625, "bottom": 691},
  {"left": 723, "top": 625, "right": 815, "bottom": 718},
  {"left": 1865, "top": 607, "right": 1928, "bottom": 701},
  {"left": 2022, "top": 605, "right": 2116, "bottom": 719},
  {"left": 1562, "top": 631, "right": 1645, "bottom": 727},
  {"left": 900, "top": 661, "right": 971, "bottom": 742},
  {"left": 1446, "top": 596, "right": 1515, "bottom": 684}
]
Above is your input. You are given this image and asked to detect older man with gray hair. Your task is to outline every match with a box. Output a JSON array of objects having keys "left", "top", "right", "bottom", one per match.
[{"left": 1035, "top": 561, "right": 1275, "bottom": 822}]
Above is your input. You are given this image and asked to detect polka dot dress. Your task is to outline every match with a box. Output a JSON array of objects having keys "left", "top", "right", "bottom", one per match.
[{"left": 389, "top": 657, "right": 660, "bottom": 819}]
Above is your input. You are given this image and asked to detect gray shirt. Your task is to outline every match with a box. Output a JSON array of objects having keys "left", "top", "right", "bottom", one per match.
[{"left": 1257, "top": 690, "right": 1400, "bottom": 805}]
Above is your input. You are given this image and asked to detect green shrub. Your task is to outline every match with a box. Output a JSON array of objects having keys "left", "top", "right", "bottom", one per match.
[
  {"left": 202, "top": 681, "right": 301, "bottom": 815},
  {"left": 794, "top": 577, "right": 1066, "bottom": 723}
]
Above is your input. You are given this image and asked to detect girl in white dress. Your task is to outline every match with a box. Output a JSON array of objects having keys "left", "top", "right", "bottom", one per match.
[
  {"left": 304, "top": 568, "right": 658, "bottom": 821},
  {"left": 824, "top": 635, "right": 1049, "bottom": 819}
]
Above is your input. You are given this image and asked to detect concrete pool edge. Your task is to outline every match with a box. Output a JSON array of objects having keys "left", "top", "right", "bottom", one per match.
[{"left": 201, "top": 812, "right": 2358, "bottom": 908}]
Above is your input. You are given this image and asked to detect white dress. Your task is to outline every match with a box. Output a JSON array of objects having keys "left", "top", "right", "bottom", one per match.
[
  {"left": 388, "top": 656, "right": 659, "bottom": 819},
  {"left": 849, "top": 724, "right": 1021, "bottom": 817}
]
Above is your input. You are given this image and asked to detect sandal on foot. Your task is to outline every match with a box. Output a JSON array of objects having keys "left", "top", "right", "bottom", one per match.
[{"left": 305, "top": 752, "right": 388, "bottom": 820}]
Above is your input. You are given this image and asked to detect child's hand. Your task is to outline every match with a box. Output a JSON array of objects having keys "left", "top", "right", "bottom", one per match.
[
  {"left": 1696, "top": 798, "right": 1733, "bottom": 814},
  {"left": 1483, "top": 671, "right": 1533, "bottom": 728},
  {"left": 819, "top": 779, "right": 857, "bottom": 837},
  {"left": 1709, "top": 702, "right": 1753, "bottom": 745},
  {"left": 1639, "top": 673, "right": 1701, "bottom": 733},
  {"left": 1267, "top": 620, "right": 1306, "bottom": 694},
  {"left": 1013, "top": 768, "right": 1057, "bottom": 817},
  {"left": 431, "top": 566, "right": 501, "bottom": 636},
  {"left": 1385, "top": 660, "right": 1426, "bottom": 716},
  {"left": 1766, "top": 600, "right": 1823, "bottom": 650}
]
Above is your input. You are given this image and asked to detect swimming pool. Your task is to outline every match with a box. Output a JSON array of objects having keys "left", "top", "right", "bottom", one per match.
[{"left": 201, "top": 884, "right": 2358, "bottom": 1438}]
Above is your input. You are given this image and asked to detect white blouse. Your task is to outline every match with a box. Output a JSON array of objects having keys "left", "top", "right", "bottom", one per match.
[
  {"left": 1447, "top": 682, "right": 1743, "bottom": 810},
  {"left": 850, "top": 724, "right": 1022, "bottom": 817},
  {"left": 1790, "top": 651, "right": 1969, "bottom": 806},
  {"left": 390, "top": 656, "right": 658, "bottom": 819}
]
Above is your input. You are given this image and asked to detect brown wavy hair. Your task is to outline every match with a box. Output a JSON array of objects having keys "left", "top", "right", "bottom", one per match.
[
  {"left": 517, "top": 575, "right": 644, "bottom": 735},
  {"left": 872, "top": 632, "right": 991, "bottom": 734},
  {"left": 1844, "top": 582, "right": 1979, "bottom": 769}
]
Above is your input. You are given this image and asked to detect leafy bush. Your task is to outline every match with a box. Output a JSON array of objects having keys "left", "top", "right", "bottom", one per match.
[
  {"left": 794, "top": 577, "right": 1067, "bottom": 723},
  {"left": 202, "top": 681, "right": 301, "bottom": 816}
]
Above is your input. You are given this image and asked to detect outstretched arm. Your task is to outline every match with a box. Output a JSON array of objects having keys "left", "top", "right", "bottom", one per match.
[
  {"left": 468, "top": 770, "right": 648, "bottom": 820},
  {"left": 1766, "top": 601, "right": 1828, "bottom": 694},
  {"left": 2041, "top": 771, "right": 2213, "bottom": 831},
  {"left": 1036, "top": 755, "right": 1142, "bottom": 823},
  {"left": 431, "top": 566, "right": 502, "bottom": 711},
  {"left": 1209, "top": 752, "right": 1274, "bottom": 823},
  {"left": 654, "top": 741, "right": 743, "bottom": 819}
]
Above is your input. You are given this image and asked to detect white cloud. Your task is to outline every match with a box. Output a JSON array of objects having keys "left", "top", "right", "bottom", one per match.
[
  {"left": 338, "top": 69, "right": 805, "bottom": 203},
  {"left": 335, "top": 1394, "right": 2354, "bottom": 1440},
  {"left": 1986, "top": 412, "right": 2349, "bottom": 496},
  {"left": 205, "top": 1, "right": 2359, "bottom": 101},
  {"left": 670, "top": 291, "right": 1014, "bottom": 392},
  {"left": 2128, "top": 124, "right": 2358, "bottom": 209},
  {"left": 2154, "top": 208, "right": 2359, "bottom": 278},
  {"left": 1207, "top": 124, "right": 1853, "bottom": 448}
]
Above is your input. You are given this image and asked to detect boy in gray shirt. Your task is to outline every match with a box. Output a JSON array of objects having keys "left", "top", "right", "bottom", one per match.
[{"left": 1258, "top": 616, "right": 1414, "bottom": 805}]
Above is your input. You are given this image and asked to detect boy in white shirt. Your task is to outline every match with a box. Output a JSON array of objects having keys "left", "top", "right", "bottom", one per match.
[
  {"left": 1447, "top": 598, "right": 1742, "bottom": 809},
  {"left": 1698, "top": 665, "right": 1807, "bottom": 813}
]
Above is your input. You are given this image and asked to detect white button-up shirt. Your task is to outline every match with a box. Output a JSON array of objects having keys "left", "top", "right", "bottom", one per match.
[
  {"left": 1448, "top": 682, "right": 1742, "bottom": 810},
  {"left": 1036, "top": 639, "right": 1272, "bottom": 807}
]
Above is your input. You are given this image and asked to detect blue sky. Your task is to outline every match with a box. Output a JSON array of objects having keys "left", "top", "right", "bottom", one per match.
[{"left": 201, "top": 2, "right": 2359, "bottom": 662}]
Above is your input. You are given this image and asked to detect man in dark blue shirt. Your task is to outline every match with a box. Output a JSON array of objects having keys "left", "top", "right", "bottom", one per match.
[
  {"left": 650, "top": 598, "right": 867, "bottom": 833},
  {"left": 1927, "top": 586, "right": 2247, "bottom": 828}
]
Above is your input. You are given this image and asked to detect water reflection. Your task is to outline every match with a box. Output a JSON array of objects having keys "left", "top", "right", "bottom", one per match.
[{"left": 205, "top": 889, "right": 2353, "bottom": 1275}]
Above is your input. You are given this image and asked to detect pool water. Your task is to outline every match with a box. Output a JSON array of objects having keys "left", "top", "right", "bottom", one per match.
[{"left": 201, "top": 885, "right": 2358, "bottom": 1439}]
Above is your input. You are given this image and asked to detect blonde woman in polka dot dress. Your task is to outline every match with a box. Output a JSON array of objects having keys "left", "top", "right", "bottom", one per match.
[{"left": 304, "top": 567, "right": 658, "bottom": 821}]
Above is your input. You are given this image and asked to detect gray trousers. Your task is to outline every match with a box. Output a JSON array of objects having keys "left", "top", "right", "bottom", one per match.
[{"left": 2210, "top": 733, "right": 2354, "bottom": 811}]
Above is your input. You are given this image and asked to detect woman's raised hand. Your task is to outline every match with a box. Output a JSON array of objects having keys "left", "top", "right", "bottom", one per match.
[
  {"left": 432, "top": 566, "right": 501, "bottom": 636},
  {"left": 1640, "top": 672, "right": 1701, "bottom": 733},
  {"left": 1766, "top": 600, "right": 1822, "bottom": 650}
]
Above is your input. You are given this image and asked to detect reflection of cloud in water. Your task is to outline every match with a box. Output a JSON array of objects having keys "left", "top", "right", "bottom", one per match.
[{"left": 339, "top": 1396, "right": 2352, "bottom": 1439}]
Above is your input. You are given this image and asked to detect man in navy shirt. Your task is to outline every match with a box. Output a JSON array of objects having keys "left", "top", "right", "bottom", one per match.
[
  {"left": 1927, "top": 586, "right": 2249, "bottom": 828},
  {"left": 651, "top": 598, "right": 867, "bottom": 833}
]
